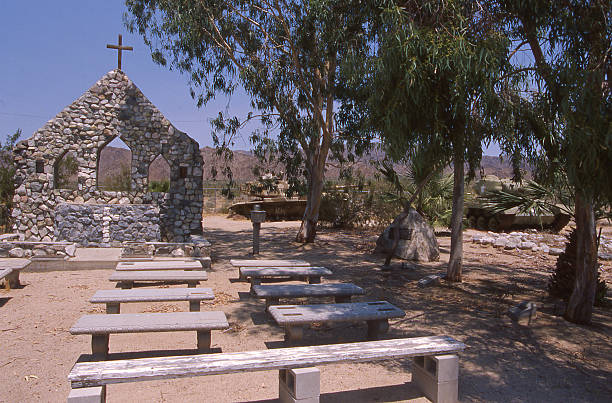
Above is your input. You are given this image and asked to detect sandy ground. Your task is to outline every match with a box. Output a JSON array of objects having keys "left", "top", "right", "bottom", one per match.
[{"left": 0, "top": 215, "right": 610, "bottom": 403}]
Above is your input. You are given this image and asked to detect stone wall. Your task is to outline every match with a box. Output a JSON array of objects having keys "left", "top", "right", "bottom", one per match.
[
  {"left": 54, "top": 203, "right": 160, "bottom": 247},
  {"left": 12, "top": 69, "right": 203, "bottom": 244}
]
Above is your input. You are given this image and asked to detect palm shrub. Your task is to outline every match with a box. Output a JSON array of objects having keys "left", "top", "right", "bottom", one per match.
[{"left": 549, "top": 228, "right": 608, "bottom": 306}]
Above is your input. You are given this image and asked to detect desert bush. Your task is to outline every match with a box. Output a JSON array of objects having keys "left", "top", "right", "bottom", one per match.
[
  {"left": 149, "top": 179, "right": 170, "bottom": 192},
  {"left": 548, "top": 228, "right": 608, "bottom": 306}
]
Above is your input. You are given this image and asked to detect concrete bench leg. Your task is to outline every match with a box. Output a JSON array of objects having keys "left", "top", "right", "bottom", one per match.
[
  {"left": 307, "top": 276, "right": 321, "bottom": 284},
  {"left": 266, "top": 297, "right": 280, "bottom": 310},
  {"left": 279, "top": 367, "right": 320, "bottom": 403},
  {"left": 187, "top": 281, "right": 198, "bottom": 288},
  {"left": 119, "top": 281, "right": 133, "bottom": 289},
  {"left": 105, "top": 303, "right": 120, "bottom": 314},
  {"left": 197, "top": 330, "right": 211, "bottom": 351},
  {"left": 334, "top": 295, "right": 351, "bottom": 303},
  {"left": 6, "top": 271, "right": 20, "bottom": 288},
  {"left": 91, "top": 334, "right": 109, "bottom": 359},
  {"left": 412, "top": 354, "right": 459, "bottom": 403},
  {"left": 67, "top": 386, "right": 106, "bottom": 403},
  {"left": 366, "top": 319, "right": 389, "bottom": 340},
  {"left": 189, "top": 300, "right": 201, "bottom": 312},
  {"left": 284, "top": 326, "right": 304, "bottom": 342}
]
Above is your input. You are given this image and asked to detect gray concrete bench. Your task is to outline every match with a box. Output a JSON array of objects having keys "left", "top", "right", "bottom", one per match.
[
  {"left": 269, "top": 301, "right": 405, "bottom": 342},
  {"left": 230, "top": 259, "right": 310, "bottom": 267},
  {"left": 239, "top": 267, "right": 332, "bottom": 288},
  {"left": 116, "top": 260, "right": 204, "bottom": 271},
  {"left": 252, "top": 283, "right": 364, "bottom": 309},
  {"left": 109, "top": 270, "right": 208, "bottom": 288},
  {"left": 90, "top": 288, "right": 215, "bottom": 313},
  {"left": 0, "top": 259, "right": 30, "bottom": 289},
  {"left": 69, "top": 311, "right": 228, "bottom": 359},
  {"left": 67, "top": 336, "right": 465, "bottom": 403}
]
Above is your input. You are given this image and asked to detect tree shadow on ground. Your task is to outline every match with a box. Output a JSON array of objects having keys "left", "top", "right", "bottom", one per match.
[{"left": 204, "top": 223, "right": 612, "bottom": 402}]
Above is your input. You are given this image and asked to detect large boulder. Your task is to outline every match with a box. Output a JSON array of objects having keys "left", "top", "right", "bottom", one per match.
[{"left": 375, "top": 208, "right": 439, "bottom": 262}]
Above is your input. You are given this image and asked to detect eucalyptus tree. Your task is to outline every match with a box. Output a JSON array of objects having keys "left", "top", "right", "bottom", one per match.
[
  {"left": 500, "top": 0, "right": 611, "bottom": 324},
  {"left": 124, "top": 0, "right": 373, "bottom": 242},
  {"left": 353, "top": 0, "right": 516, "bottom": 281}
]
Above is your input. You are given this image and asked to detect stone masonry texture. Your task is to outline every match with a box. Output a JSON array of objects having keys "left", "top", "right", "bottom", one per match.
[{"left": 12, "top": 70, "right": 203, "bottom": 244}]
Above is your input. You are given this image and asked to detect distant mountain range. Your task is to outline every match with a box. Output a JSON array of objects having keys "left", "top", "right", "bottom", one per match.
[{"left": 98, "top": 145, "right": 527, "bottom": 185}]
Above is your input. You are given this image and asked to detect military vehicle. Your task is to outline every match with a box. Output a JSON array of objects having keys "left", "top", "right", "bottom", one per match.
[
  {"left": 465, "top": 175, "right": 570, "bottom": 232},
  {"left": 229, "top": 173, "right": 306, "bottom": 220}
]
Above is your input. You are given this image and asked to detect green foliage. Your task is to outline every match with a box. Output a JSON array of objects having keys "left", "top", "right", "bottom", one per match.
[
  {"left": 342, "top": 0, "right": 517, "bottom": 177},
  {"left": 548, "top": 228, "right": 608, "bottom": 306},
  {"left": 0, "top": 129, "right": 21, "bottom": 231},
  {"left": 54, "top": 152, "right": 79, "bottom": 190},
  {"left": 377, "top": 156, "right": 454, "bottom": 227},
  {"left": 101, "top": 164, "right": 131, "bottom": 192},
  {"left": 319, "top": 184, "right": 402, "bottom": 229},
  {"left": 480, "top": 180, "right": 574, "bottom": 217},
  {"left": 148, "top": 179, "right": 170, "bottom": 192},
  {"left": 124, "top": 0, "right": 376, "bottom": 240},
  {"left": 500, "top": 0, "right": 612, "bottom": 206},
  {"left": 0, "top": 130, "right": 20, "bottom": 205}
]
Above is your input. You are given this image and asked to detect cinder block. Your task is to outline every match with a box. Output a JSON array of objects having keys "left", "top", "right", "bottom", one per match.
[
  {"left": 67, "top": 386, "right": 105, "bottom": 403},
  {"left": 279, "top": 367, "right": 320, "bottom": 401},
  {"left": 413, "top": 355, "right": 459, "bottom": 403},
  {"left": 279, "top": 379, "right": 319, "bottom": 403}
]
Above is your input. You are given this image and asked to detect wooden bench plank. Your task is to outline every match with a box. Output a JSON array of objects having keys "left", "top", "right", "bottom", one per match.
[
  {"left": 69, "top": 336, "right": 465, "bottom": 387},
  {"left": 109, "top": 270, "right": 208, "bottom": 288},
  {"left": 116, "top": 261, "right": 203, "bottom": 271},
  {"left": 90, "top": 288, "right": 215, "bottom": 313},
  {"left": 230, "top": 259, "right": 310, "bottom": 267}
]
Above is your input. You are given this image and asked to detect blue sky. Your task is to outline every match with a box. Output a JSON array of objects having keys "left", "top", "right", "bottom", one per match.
[{"left": 0, "top": 1, "right": 501, "bottom": 155}]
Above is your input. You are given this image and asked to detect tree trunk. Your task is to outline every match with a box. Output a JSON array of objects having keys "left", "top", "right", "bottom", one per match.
[
  {"left": 295, "top": 160, "right": 325, "bottom": 243},
  {"left": 564, "top": 193, "right": 598, "bottom": 324},
  {"left": 447, "top": 146, "right": 464, "bottom": 282}
]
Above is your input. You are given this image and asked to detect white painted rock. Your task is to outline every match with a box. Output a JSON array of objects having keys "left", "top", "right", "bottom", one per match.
[
  {"left": 493, "top": 239, "right": 508, "bottom": 248},
  {"left": 171, "top": 248, "right": 185, "bottom": 257},
  {"left": 8, "top": 247, "right": 25, "bottom": 258},
  {"left": 505, "top": 241, "right": 519, "bottom": 250},
  {"left": 520, "top": 241, "right": 536, "bottom": 250},
  {"left": 549, "top": 248, "right": 563, "bottom": 256},
  {"left": 65, "top": 244, "right": 77, "bottom": 257}
]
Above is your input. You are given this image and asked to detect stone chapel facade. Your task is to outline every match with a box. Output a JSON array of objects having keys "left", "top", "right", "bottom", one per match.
[{"left": 11, "top": 70, "right": 203, "bottom": 245}]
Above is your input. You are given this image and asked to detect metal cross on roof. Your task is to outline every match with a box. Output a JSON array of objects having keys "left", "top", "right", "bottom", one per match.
[{"left": 106, "top": 34, "right": 133, "bottom": 70}]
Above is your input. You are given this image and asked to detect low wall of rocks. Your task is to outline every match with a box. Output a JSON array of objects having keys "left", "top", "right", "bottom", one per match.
[
  {"left": 120, "top": 235, "right": 211, "bottom": 266},
  {"left": 54, "top": 203, "right": 160, "bottom": 247},
  {"left": 0, "top": 241, "right": 77, "bottom": 259}
]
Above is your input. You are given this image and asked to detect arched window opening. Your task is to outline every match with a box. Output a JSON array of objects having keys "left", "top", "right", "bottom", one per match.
[
  {"left": 98, "top": 137, "right": 132, "bottom": 191},
  {"left": 148, "top": 154, "right": 171, "bottom": 192},
  {"left": 54, "top": 151, "right": 78, "bottom": 190}
]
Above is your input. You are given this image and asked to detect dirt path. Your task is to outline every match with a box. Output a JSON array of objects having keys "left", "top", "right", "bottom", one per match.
[{"left": 0, "top": 215, "right": 610, "bottom": 402}]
